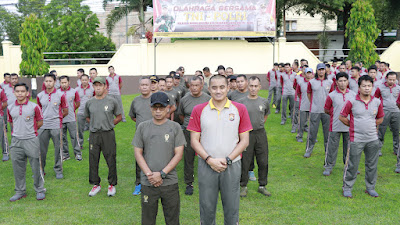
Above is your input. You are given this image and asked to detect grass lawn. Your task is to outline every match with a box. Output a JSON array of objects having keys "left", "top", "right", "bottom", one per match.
[{"left": 1, "top": 90, "right": 400, "bottom": 224}]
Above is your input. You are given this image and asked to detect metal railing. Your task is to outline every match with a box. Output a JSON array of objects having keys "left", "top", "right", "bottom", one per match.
[{"left": 43, "top": 51, "right": 116, "bottom": 65}]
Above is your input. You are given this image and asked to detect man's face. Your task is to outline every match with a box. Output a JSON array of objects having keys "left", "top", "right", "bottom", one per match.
[
  {"left": 380, "top": 63, "right": 386, "bottom": 71},
  {"left": 81, "top": 76, "right": 89, "bottom": 87},
  {"left": 52, "top": 72, "right": 58, "bottom": 77},
  {"left": 177, "top": 69, "right": 184, "bottom": 76},
  {"left": 332, "top": 62, "right": 337, "bottom": 67},
  {"left": 218, "top": 69, "right": 225, "bottom": 76},
  {"left": 351, "top": 69, "right": 359, "bottom": 78},
  {"left": 278, "top": 66, "right": 284, "bottom": 72},
  {"left": 375, "top": 62, "right": 380, "bottom": 68},
  {"left": 60, "top": 78, "right": 70, "bottom": 90},
  {"left": 209, "top": 78, "right": 229, "bottom": 101},
  {"left": 44, "top": 77, "right": 55, "bottom": 89},
  {"left": 273, "top": 65, "right": 278, "bottom": 71},
  {"left": 139, "top": 79, "right": 151, "bottom": 95},
  {"left": 339, "top": 65, "right": 346, "bottom": 72},
  {"left": 387, "top": 74, "right": 397, "bottom": 87},
  {"left": 317, "top": 68, "right": 325, "bottom": 77},
  {"left": 284, "top": 65, "right": 291, "bottom": 73},
  {"left": 359, "top": 80, "right": 372, "bottom": 96},
  {"left": 158, "top": 80, "right": 166, "bottom": 91},
  {"left": 94, "top": 82, "right": 107, "bottom": 96},
  {"left": 151, "top": 103, "right": 169, "bottom": 121},
  {"left": 195, "top": 71, "right": 202, "bottom": 76},
  {"left": 166, "top": 78, "right": 174, "bottom": 90},
  {"left": 173, "top": 78, "right": 180, "bottom": 86},
  {"left": 108, "top": 67, "right": 115, "bottom": 74},
  {"left": 336, "top": 77, "right": 349, "bottom": 91},
  {"left": 14, "top": 86, "right": 28, "bottom": 101},
  {"left": 292, "top": 64, "right": 298, "bottom": 71},
  {"left": 150, "top": 81, "right": 159, "bottom": 92},
  {"left": 229, "top": 80, "right": 237, "bottom": 90},
  {"left": 203, "top": 70, "right": 211, "bottom": 77},
  {"left": 326, "top": 67, "right": 331, "bottom": 73},
  {"left": 4, "top": 75, "right": 11, "bottom": 83},
  {"left": 346, "top": 60, "right": 352, "bottom": 68},
  {"left": 11, "top": 76, "right": 18, "bottom": 86},
  {"left": 306, "top": 72, "right": 313, "bottom": 80},
  {"left": 248, "top": 79, "right": 261, "bottom": 97},
  {"left": 77, "top": 71, "right": 83, "bottom": 77},
  {"left": 355, "top": 63, "right": 361, "bottom": 69},
  {"left": 236, "top": 77, "right": 247, "bottom": 91},
  {"left": 189, "top": 79, "right": 202, "bottom": 96},
  {"left": 368, "top": 69, "right": 377, "bottom": 79},
  {"left": 89, "top": 70, "right": 97, "bottom": 79},
  {"left": 226, "top": 69, "right": 233, "bottom": 76}
]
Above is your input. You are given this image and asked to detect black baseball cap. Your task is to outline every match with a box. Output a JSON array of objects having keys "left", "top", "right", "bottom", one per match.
[
  {"left": 173, "top": 74, "right": 181, "bottom": 79},
  {"left": 149, "top": 75, "right": 159, "bottom": 82},
  {"left": 215, "top": 65, "right": 225, "bottom": 72},
  {"left": 228, "top": 75, "right": 237, "bottom": 80},
  {"left": 151, "top": 92, "right": 170, "bottom": 107}
]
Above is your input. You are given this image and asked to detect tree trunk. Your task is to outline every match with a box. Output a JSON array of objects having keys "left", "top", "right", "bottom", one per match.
[
  {"left": 342, "top": 3, "right": 351, "bottom": 56},
  {"left": 283, "top": 7, "right": 286, "bottom": 37}
]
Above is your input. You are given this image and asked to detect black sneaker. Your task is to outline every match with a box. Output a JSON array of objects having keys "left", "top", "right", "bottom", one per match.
[{"left": 185, "top": 185, "right": 193, "bottom": 195}]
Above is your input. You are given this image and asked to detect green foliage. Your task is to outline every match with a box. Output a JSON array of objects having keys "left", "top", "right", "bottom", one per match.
[
  {"left": 42, "top": 0, "right": 115, "bottom": 60},
  {"left": 0, "top": 6, "right": 23, "bottom": 53},
  {"left": 104, "top": 0, "right": 152, "bottom": 38},
  {"left": 19, "top": 14, "right": 49, "bottom": 77},
  {"left": 16, "top": 0, "right": 46, "bottom": 18},
  {"left": 345, "top": 0, "right": 379, "bottom": 67}
]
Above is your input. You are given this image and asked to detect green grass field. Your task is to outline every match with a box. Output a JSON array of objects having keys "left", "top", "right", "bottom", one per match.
[{"left": 1, "top": 90, "right": 400, "bottom": 224}]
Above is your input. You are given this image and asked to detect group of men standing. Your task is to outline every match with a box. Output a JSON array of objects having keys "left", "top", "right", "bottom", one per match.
[
  {"left": 3, "top": 66, "right": 126, "bottom": 201},
  {"left": 267, "top": 59, "right": 400, "bottom": 198}
]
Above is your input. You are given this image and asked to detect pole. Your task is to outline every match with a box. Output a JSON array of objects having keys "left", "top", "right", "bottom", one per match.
[
  {"left": 272, "top": 37, "right": 275, "bottom": 64},
  {"left": 126, "top": 6, "right": 128, "bottom": 44},
  {"left": 154, "top": 38, "right": 157, "bottom": 75}
]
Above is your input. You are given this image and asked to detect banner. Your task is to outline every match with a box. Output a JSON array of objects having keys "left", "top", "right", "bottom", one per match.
[{"left": 153, "top": 0, "right": 276, "bottom": 38}]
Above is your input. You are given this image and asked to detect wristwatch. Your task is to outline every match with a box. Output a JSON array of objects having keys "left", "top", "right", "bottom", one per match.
[
  {"left": 160, "top": 170, "right": 167, "bottom": 179},
  {"left": 226, "top": 157, "right": 232, "bottom": 165}
]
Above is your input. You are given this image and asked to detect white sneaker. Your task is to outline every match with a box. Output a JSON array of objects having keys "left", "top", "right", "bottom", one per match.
[
  {"left": 107, "top": 185, "right": 116, "bottom": 197},
  {"left": 89, "top": 185, "right": 101, "bottom": 197}
]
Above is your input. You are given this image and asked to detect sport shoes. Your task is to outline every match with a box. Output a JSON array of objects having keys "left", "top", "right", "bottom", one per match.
[
  {"left": 89, "top": 185, "right": 101, "bottom": 196},
  {"left": 248, "top": 171, "right": 256, "bottom": 181},
  {"left": 56, "top": 173, "right": 63, "bottom": 179},
  {"left": 107, "top": 185, "right": 116, "bottom": 197},
  {"left": 240, "top": 186, "right": 248, "bottom": 197},
  {"left": 2, "top": 154, "right": 9, "bottom": 161},
  {"left": 258, "top": 186, "right": 271, "bottom": 196},
  {"left": 36, "top": 192, "right": 45, "bottom": 200},
  {"left": 303, "top": 152, "right": 311, "bottom": 158},
  {"left": 395, "top": 167, "right": 400, "bottom": 173},
  {"left": 322, "top": 169, "right": 331, "bottom": 176},
  {"left": 75, "top": 155, "right": 82, "bottom": 161},
  {"left": 296, "top": 138, "right": 303, "bottom": 143},
  {"left": 365, "top": 189, "right": 379, "bottom": 197},
  {"left": 132, "top": 184, "right": 141, "bottom": 195},
  {"left": 185, "top": 184, "right": 194, "bottom": 195},
  {"left": 280, "top": 121, "right": 285, "bottom": 125},
  {"left": 9, "top": 193, "right": 27, "bottom": 202},
  {"left": 291, "top": 128, "right": 296, "bottom": 133},
  {"left": 343, "top": 190, "right": 353, "bottom": 198},
  {"left": 378, "top": 151, "right": 382, "bottom": 157}
]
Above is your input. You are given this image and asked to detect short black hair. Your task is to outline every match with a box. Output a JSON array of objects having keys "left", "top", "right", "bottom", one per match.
[
  {"left": 190, "top": 76, "right": 202, "bottom": 83},
  {"left": 368, "top": 66, "right": 377, "bottom": 72},
  {"left": 351, "top": 66, "right": 360, "bottom": 71},
  {"left": 3, "top": 73, "right": 10, "bottom": 77},
  {"left": 196, "top": 70, "right": 203, "bottom": 75},
  {"left": 293, "top": 62, "right": 299, "bottom": 67},
  {"left": 358, "top": 74, "right": 374, "bottom": 86},
  {"left": 375, "top": 60, "right": 380, "bottom": 63},
  {"left": 300, "top": 59, "right": 306, "bottom": 62},
  {"left": 90, "top": 68, "right": 97, "bottom": 72},
  {"left": 249, "top": 76, "right": 261, "bottom": 83},
  {"left": 165, "top": 75, "right": 173, "bottom": 80},
  {"left": 14, "top": 83, "right": 29, "bottom": 91},
  {"left": 336, "top": 72, "right": 349, "bottom": 81},
  {"left": 279, "top": 63, "right": 284, "bottom": 67},
  {"left": 77, "top": 68, "right": 84, "bottom": 73},
  {"left": 50, "top": 70, "right": 57, "bottom": 74},
  {"left": 59, "top": 75, "right": 70, "bottom": 81},
  {"left": 325, "top": 64, "right": 331, "bottom": 68},
  {"left": 81, "top": 74, "right": 90, "bottom": 80},
  {"left": 284, "top": 63, "right": 291, "bottom": 67},
  {"left": 237, "top": 74, "right": 247, "bottom": 80},
  {"left": 108, "top": 65, "right": 114, "bottom": 69},
  {"left": 386, "top": 62, "right": 390, "bottom": 67},
  {"left": 44, "top": 73, "right": 56, "bottom": 81},
  {"left": 203, "top": 67, "right": 210, "bottom": 72},
  {"left": 273, "top": 63, "right": 279, "bottom": 66},
  {"left": 333, "top": 59, "right": 338, "bottom": 63},
  {"left": 158, "top": 78, "right": 166, "bottom": 82},
  {"left": 209, "top": 74, "right": 228, "bottom": 86},
  {"left": 386, "top": 71, "right": 397, "bottom": 78},
  {"left": 11, "top": 73, "right": 18, "bottom": 77}
]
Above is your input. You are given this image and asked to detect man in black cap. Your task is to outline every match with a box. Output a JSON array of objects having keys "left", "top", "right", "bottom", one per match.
[
  {"left": 85, "top": 77, "right": 122, "bottom": 197},
  {"left": 228, "top": 75, "right": 238, "bottom": 93},
  {"left": 133, "top": 91, "right": 185, "bottom": 225}
]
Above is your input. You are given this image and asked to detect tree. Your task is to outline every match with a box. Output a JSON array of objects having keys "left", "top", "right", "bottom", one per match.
[
  {"left": 17, "top": 0, "right": 46, "bottom": 18},
  {"left": 103, "top": 0, "right": 153, "bottom": 39},
  {"left": 19, "top": 14, "right": 49, "bottom": 77},
  {"left": 42, "top": 0, "right": 115, "bottom": 60},
  {"left": 345, "top": 0, "right": 379, "bottom": 67},
  {"left": 0, "top": 6, "right": 22, "bottom": 54}
]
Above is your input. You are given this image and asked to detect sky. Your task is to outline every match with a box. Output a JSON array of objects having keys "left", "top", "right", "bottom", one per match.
[{"left": 0, "top": 0, "right": 116, "bottom": 13}]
